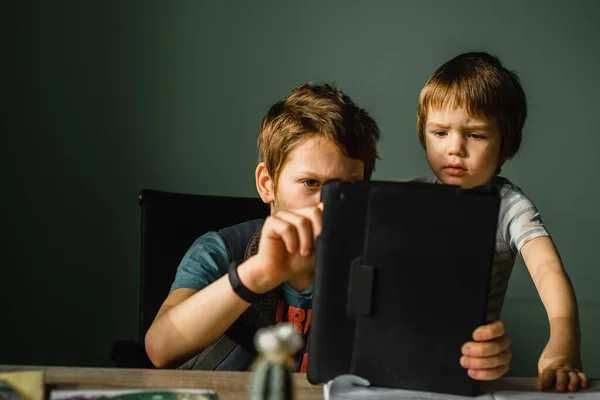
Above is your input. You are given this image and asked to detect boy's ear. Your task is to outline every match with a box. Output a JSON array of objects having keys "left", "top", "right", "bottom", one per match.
[{"left": 255, "top": 162, "right": 274, "bottom": 204}]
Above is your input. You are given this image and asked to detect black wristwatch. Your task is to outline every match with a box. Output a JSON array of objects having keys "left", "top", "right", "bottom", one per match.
[{"left": 228, "top": 260, "right": 265, "bottom": 303}]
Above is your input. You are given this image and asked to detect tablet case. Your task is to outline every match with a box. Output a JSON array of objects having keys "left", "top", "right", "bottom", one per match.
[{"left": 307, "top": 180, "right": 500, "bottom": 396}]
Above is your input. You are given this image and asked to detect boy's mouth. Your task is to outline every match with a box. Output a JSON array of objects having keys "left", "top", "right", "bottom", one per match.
[{"left": 444, "top": 164, "right": 467, "bottom": 176}]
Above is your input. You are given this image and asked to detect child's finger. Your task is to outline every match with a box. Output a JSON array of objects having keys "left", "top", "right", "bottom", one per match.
[
  {"left": 296, "top": 205, "right": 323, "bottom": 241},
  {"left": 265, "top": 215, "right": 299, "bottom": 254},
  {"left": 460, "top": 349, "right": 511, "bottom": 370},
  {"left": 555, "top": 369, "right": 569, "bottom": 391},
  {"left": 461, "top": 334, "right": 510, "bottom": 358},
  {"left": 538, "top": 368, "right": 555, "bottom": 390},
  {"left": 567, "top": 370, "right": 580, "bottom": 392},
  {"left": 274, "top": 211, "right": 316, "bottom": 256},
  {"left": 473, "top": 320, "right": 505, "bottom": 341},
  {"left": 578, "top": 371, "right": 588, "bottom": 389},
  {"left": 467, "top": 364, "right": 508, "bottom": 381}
]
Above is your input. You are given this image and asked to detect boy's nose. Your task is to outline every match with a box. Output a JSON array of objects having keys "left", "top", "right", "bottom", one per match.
[{"left": 448, "top": 135, "right": 466, "bottom": 157}]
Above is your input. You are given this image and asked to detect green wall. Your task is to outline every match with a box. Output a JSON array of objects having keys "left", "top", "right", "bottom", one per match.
[{"left": 1, "top": 0, "right": 598, "bottom": 377}]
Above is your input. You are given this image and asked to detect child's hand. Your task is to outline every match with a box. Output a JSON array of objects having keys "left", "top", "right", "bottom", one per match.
[
  {"left": 460, "top": 320, "right": 512, "bottom": 380},
  {"left": 538, "top": 340, "right": 588, "bottom": 392},
  {"left": 247, "top": 204, "right": 323, "bottom": 293}
]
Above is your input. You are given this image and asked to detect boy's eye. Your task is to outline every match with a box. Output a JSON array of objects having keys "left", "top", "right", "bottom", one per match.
[
  {"left": 433, "top": 131, "right": 447, "bottom": 137},
  {"left": 302, "top": 179, "right": 321, "bottom": 189},
  {"left": 468, "top": 133, "right": 486, "bottom": 139}
]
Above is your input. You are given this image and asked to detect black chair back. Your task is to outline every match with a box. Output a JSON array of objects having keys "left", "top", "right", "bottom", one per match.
[{"left": 138, "top": 189, "right": 269, "bottom": 342}]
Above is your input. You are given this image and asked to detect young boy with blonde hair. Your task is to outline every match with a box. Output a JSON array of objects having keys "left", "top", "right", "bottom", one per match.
[{"left": 416, "top": 52, "right": 587, "bottom": 392}]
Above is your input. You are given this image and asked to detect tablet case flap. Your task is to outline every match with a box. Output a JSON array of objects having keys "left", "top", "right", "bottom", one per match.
[{"left": 348, "top": 184, "right": 499, "bottom": 396}]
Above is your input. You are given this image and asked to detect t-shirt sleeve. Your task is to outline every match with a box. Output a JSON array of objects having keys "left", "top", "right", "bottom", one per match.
[
  {"left": 169, "top": 231, "right": 231, "bottom": 293},
  {"left": 498, "top": 189, "right": 550, "bottom": 254}
]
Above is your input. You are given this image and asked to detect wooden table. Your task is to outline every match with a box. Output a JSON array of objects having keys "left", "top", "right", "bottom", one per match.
[
  {"left": 2, "top": 365, "right": 597, "bottom": 399},
  {"left": 0, "top": 365, "right": 323, "bottom": 400}
]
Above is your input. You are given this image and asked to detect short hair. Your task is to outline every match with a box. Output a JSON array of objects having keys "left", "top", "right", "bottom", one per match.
[
  {"left": 417, "top": 52, "right": 527, "bottom": 161},
  {"left": 258, "top": 82, "right": 380, "bottom": 192}
]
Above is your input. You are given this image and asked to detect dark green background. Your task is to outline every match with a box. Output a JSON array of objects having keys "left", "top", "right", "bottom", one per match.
[{"left": 1, "top": 0, "right": 598, "bottom": 377}]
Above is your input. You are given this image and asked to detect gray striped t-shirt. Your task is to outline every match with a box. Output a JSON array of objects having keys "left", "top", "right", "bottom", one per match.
[{"left": 415, "top": 176, "right": 549, "bottom": 321}]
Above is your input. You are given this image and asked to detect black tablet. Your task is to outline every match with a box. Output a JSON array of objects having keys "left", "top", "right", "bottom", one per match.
[{"left": 307, "top": 179, "right": 500, "bottom": 396}]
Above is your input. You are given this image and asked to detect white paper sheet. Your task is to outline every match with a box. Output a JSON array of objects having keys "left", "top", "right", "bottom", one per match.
[
  {"left": 50, "top": 389, "right": 218, "bottom": 400},
  {"left": 323, "top": 375, "right": 600, "bottom": 400}
]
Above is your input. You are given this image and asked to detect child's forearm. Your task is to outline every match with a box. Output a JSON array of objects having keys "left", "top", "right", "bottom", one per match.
[
  {"left": 522, "top": 237, "right": 579, "bottom": 326},
  {"left": 534, "top": 262, "right": 578, "bottom": 320},
  {"left": 145, "top": 274, "right": 252, "bottom": 368},
  {"left": 146, "top": 257, "right": 271, "bottom": 368},
  {"left": 522, "top": 237, "right": 583, "bottom": 370},
  {"left": 534, "top": 263, "right": 581, "bottom": 358},
  {"left": 548, "top": 316, "right": 581, "bottom": 354}
]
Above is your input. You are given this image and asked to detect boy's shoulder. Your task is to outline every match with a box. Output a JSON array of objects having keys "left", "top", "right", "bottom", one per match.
[
  {"left": 217, "top": 218, "right": 265, "bottom": 261},
  {"left": 170, "top": 218, "right": 266, "bottom": 293},
  {"left": 492, "top": 176, "right": 532, "bottom": 202},
  {"left": 180, "top": 218, "right": 266, "bottom": 271},
  {"left": 187, "top": 218, "right": 265, "bottom": 256}
]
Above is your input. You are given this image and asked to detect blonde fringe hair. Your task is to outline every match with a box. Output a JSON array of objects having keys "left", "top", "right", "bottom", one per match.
[
  {"left": 258, "top": 82, "right": 380, "bottom": 193},
  {"left": 417, "top": 52, "right": 527, "bottom": 162}
]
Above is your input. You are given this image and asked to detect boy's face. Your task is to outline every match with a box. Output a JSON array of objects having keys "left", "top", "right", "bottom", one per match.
[
  {"left": 424, "top": 105, "right": 502, "bottom": 189},
  {"left": 259, "top": 136, "right": 365, "bottom": 213}
]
